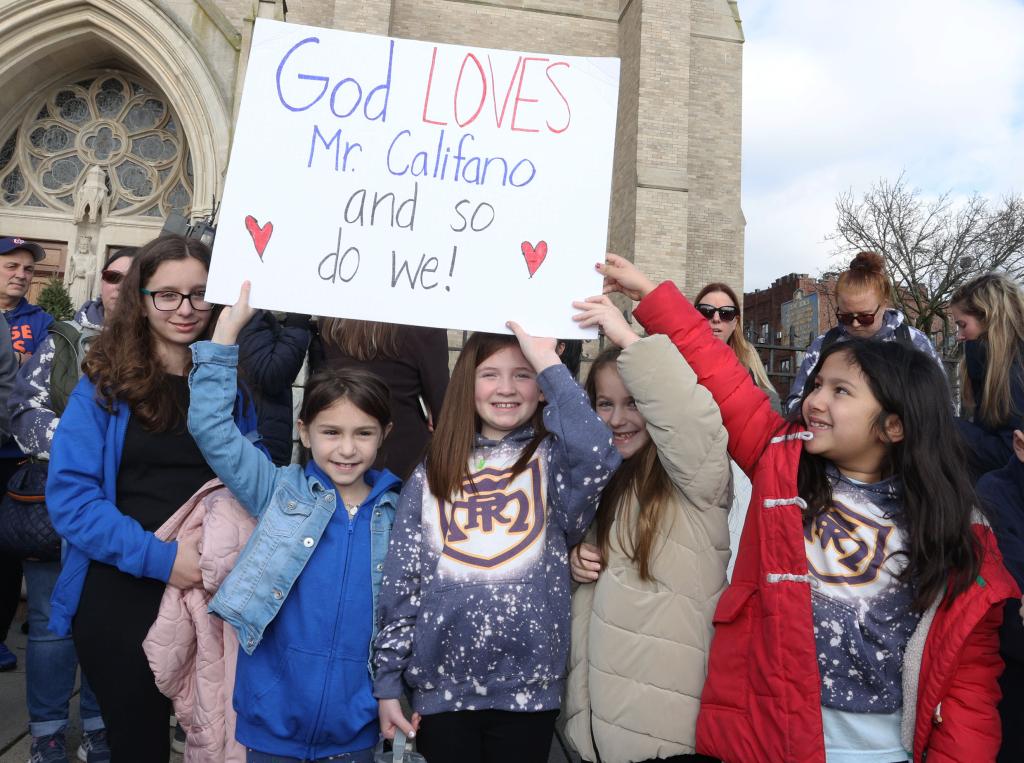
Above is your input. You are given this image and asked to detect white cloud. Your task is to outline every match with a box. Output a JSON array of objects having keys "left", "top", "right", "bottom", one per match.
[{"left": 741, "top": 0, "right": 1024, "bottom": 290}]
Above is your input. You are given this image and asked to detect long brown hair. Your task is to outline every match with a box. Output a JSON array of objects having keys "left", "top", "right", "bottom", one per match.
[
  {"left": 320, "top": 318, "right": 402, "bottom": 360},
  {"left": 425, "top": 332, "right": 546, "bottom": 500},
  {"left": 585, "top": 348, "right": 674, "bottom": 581},
  {"left": 84, "top": 234, "right": 214, "bottom": 430},
  {"left": 951, "top": 272, "right": 1024, "bottom": 427},
  {"left": 796, "top": 340, "right": 981, "bottom": 612},
  {"left": 695, "top": 282, "right": 773, "bottom": 391}
]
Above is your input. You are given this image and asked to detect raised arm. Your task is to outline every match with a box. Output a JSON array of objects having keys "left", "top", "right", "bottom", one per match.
[
  {"left": 617, "top": 334, "right": 730, "bottom": 509},
  {"left": 631, "top": 281, "right": 786, "bottom": 475},
  {"left": 537, "top": 363, "right": 621, "bottom": 545},
  {"left": 187, "top": 341, "right": 278, "bottom": 518},
  {"left": 506, "top": 319, "right": 620, "bottom": 546},
  {"left": 187, "top": 282, "right": 278, "bottom": 516}
]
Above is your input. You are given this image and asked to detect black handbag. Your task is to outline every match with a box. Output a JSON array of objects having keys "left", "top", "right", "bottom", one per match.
[{"left": 0, "top": 460, "right": 61, "bottom": 561}]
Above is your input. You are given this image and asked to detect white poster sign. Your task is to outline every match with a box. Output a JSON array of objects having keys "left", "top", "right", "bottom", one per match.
[{"left": 208, "top": 19, "right": 620, "bottom": 337}]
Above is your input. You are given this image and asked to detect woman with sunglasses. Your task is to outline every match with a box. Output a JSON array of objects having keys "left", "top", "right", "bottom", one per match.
[
  {"left": 784, "top": 251, "right": 943, "bottom": 415},
  {"left": 694, "top": 283, "right": 779, "bottom": 412},
  {"left": 694, "top": 283, "right": 777, "bottom": 579},
  {"left": 8, "top": 246, "right": 136, "bottom": 761},
  {"left": 42, "top": 235, "right": 262, "bottom": 760}
]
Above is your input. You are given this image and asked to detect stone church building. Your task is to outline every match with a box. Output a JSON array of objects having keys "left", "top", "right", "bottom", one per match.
[{"left": 0, "top": 0, "right": 744, "bottom": 308}]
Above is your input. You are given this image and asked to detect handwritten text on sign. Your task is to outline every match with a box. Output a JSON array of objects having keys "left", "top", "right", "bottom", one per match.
[{"left": 209, "top": 19, "right": 620, "bottom": 337}]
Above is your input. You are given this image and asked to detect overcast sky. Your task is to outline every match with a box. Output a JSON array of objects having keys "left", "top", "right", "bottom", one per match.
[{"left": 740, "top": 0, "right": 1024, "bottom": 291}]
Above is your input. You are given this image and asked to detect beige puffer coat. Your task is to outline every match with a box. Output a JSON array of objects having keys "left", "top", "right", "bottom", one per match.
[{"left": 564, "top": 334, "right": 732, "bottom": 762}]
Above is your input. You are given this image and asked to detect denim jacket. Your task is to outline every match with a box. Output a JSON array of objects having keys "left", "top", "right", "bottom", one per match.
[{"left": 187, "top": 340, "right": 399, "bottom": 656}]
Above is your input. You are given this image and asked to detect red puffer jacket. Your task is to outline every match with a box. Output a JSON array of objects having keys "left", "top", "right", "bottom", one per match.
[{"left": 634, "top": 281, "right": 1019, "bottom": 763}]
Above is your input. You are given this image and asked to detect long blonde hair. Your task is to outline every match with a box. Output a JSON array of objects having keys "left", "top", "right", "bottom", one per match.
[
  {"left": 585, "top": 348, "right": 674, "bottom": 581},
  {"left": 951, "top": 272, "right": 1024, "bottom": 427},
  {"left": 695, "top": 282, "right": 773, "bottom": 391},
  {"left": 319, "top": 318, "right": 401, "bottom": 361}
]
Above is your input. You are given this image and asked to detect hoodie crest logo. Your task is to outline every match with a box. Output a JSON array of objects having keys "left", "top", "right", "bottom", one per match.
[{"left": 438, "top": 459, "right": 545, "bottom": 569}]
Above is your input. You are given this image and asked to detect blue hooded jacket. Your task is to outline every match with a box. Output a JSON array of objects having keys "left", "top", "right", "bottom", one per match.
[{"left": 45, "top": 373, "right": 260, "bottom": 635}]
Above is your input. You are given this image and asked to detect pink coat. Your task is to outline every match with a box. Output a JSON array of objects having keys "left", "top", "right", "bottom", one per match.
[{"left": 143, "top": 479, "right": 256, "bottom": 763}]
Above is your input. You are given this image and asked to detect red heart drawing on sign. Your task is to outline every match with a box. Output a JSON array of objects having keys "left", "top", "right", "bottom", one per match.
[
  {"left": 244, "top": 215, "right": 273, "bottom": 259},
  {"left": 521, "top": 240, "right": 548, "bottom": 278}
]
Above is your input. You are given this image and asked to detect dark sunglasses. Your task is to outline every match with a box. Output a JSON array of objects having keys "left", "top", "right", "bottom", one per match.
[
  {"left": 100, "top": 269, "right": 125, "bottom": 285},
  {"left": 696, "top": 303, "right": 739, "bottom": 322},
  {"left": 835, "top": 304, "right": 881, "bottom": 327}
]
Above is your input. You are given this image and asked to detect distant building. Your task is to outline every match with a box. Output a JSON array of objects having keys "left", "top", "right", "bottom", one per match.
[{"left": 744, "top": 272, "right": 837, "bottom": 396}]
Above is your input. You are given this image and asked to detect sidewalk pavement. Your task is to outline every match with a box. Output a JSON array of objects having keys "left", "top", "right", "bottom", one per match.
[{"left": 0, "top": 602, "right": 577, "bottom": 762}]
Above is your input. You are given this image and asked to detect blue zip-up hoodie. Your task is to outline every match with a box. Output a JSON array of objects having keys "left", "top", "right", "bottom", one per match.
[
  {"left": 234, "top": 462, "right": 398, "bottom": 758},
  {"left": 45, "top": 373, "right": 260, "bottom": 636},
  {"left": 1, "top": 297, "right": 54, "bottom": 457}
]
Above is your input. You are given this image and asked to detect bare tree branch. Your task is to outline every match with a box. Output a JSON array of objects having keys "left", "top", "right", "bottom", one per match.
[{"left": 828, "top": 176, "right": 1024, "bottom": 342}]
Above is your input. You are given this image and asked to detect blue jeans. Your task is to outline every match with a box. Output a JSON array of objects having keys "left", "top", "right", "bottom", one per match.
[
  {"left": 24, "top": 559, "right": 103, "bottom": 736},
  {"left": 245, "top": 748, "right": 374, "bottom": 763}
]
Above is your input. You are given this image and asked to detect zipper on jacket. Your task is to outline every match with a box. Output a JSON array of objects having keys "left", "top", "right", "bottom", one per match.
[
  {"left": 932, "top": 701, "right": 942, "bottom": 726},
  {"left": 307, "top": 499, "right": 358, "bottom": 759}
]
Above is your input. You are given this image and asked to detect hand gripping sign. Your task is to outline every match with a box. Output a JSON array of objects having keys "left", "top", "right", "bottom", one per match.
[{"left": 208, "top": 19, "right": 620, "bottom": 337}]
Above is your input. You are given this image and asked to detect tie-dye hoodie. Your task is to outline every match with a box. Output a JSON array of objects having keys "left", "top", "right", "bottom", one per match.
[{"left": 372, "top": 363, "right": 620, "bottom": 716}]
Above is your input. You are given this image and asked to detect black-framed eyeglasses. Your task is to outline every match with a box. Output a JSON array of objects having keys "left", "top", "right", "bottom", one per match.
[
  {"left": 696, "top": 303, "right": 739, "bottom": 322},
  {"left": 101, "top": 269, "right": 125, "bottom": 285},
  {"left": 835, "top": 304, "right": 881, "bottom": 327},
  {"left": 140, "top": 288, "right": 213, "bottom": 312}
]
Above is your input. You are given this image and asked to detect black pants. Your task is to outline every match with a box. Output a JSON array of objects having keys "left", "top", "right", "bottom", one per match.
[
  {"left": 73, "top": 562, "right": 170, "bottom": 763},
  {"left": 417, "top": 709, "right": 559, "bottom": 763},
  {"left": 999, "top": 656, "right": 1024, "bottom": 762},
  {"left": 0, "top": 457, "right": 24, "bottom": 642}
]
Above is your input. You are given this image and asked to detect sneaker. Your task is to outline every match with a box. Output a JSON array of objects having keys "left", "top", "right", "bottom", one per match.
[
  {"left": 0, "top": 642, "right": 16, "bottom": 671},
  {"left": 28, "top": 733, "right": 69, "bottom": 763},
  {"left": 171, "top": 722, "right": 186, "bottom": 754},
  {"left": 77, "top": 729, "right": 110, "bottom": 763}
]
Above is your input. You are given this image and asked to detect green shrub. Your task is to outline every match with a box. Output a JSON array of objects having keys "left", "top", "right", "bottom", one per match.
[{"left": 37, "top": 278, "right": 74, "bottom": 321}]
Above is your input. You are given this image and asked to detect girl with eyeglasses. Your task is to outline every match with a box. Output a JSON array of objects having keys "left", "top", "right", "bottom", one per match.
[
  {"left": 43, "top": 235, "right": 262, "bottom": 760},
  {"left": 784, "top": 251, "right": 943, "bottom": 415}
]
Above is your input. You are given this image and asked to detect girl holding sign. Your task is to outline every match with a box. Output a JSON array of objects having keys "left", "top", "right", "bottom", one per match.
[
  {"left": 187, "top": 282, "right": 403, "bottom": 762},
  {"left": 373, "top": 328, "right": 620, "bottom": 763},
  {"left": 586, "top": 255, "right": 1017, "bottom": 763}
]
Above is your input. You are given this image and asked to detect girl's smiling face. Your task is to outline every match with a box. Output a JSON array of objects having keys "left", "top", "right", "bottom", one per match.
[
  {"left": 298, "top": 397, "right": 388, "bottom": 493},
  {"left": 801, "top": 350, "right": 902, "bottom": 482},
  {"left": 474, "top": 346, "right": 541, "bottom": 440},
  {"left": 593, "top": 365, "right": 649, "bottom": 459}
]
